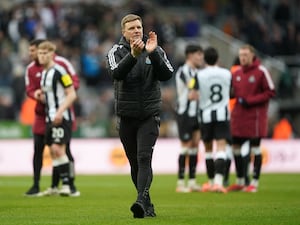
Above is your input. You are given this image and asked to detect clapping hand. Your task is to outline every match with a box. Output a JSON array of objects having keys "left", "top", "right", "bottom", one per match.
[
  {"left": 130, "top": 37, "right": 145, "bottom": 58},
  {"left": 145, "top": 31, "right": 157, "bottom": 53}
]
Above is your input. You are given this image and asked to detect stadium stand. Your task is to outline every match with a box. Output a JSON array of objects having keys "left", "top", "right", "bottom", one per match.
[{"left": 0, "top": 0, "right": 299, "bottom": 137}]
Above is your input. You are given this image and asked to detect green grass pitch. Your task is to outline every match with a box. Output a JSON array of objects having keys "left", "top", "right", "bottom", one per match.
[{"left": 0, "top": 174, "right": 299, "bottom": 225}]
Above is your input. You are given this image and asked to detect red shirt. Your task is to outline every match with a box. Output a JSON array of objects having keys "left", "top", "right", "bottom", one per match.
[
  {"left": 230, "top": 58, "right": 275, "bottom": 138},
  {"left": 25, "top": 55, "right": 80, "bottom": 135}
]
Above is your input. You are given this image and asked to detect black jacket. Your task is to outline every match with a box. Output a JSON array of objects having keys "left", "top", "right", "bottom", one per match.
[{"left": 107, "top": 36, "right": 174, "bottom": 119}]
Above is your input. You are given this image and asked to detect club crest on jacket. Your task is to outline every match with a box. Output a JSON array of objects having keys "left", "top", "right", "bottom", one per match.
[
  {"left": 145, "top": 56, "right": 151, "bottom": 64},
  {"left": 248, "top": 75, "right": 256, "bottom": 83}
]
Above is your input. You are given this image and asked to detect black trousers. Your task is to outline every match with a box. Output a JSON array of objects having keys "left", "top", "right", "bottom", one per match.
[{"left": 119, "top": 115, "right": 160, "bottom": 200}]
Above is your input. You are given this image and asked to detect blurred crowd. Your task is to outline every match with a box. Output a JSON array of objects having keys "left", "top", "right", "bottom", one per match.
[{"left": 0, "top": 0, "right": 299, "bottom": 137}]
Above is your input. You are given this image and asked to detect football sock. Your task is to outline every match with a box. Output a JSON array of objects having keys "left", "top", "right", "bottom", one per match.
[
  {"left": 188, "top": 178, "right": 195, "bottom": 186},
  {"left": 214, "top": 151, "right": 226, "bottom": 186},
  {"left": 252, "top": 146, "right": 262, "bottom": 180},
  {"left": 65, "top": 142, "right": 74, "bottom": 161},
  {"left": 178, "top": 154, "right": 186, "bottom": 179},
  {"left": 242, "top": 152, "right": 251, "bottom": 186},
  {"left": 205, "top": 152, "right": 215, "bottom": 180},
  {"left": 59, "top": 163, "right": 70, "bottom": 185},
  {"left": 214, "top": 174, "right": 223, "bottom": 186},
  {"left": 177, "top": 179, "right": 185, "bottom": 187},
  {"left": 224, "top": 159, "right": 231, "bottom": 185},
  {"left": 253, "top": 154, "right": 262, "bottom": 180},
  {"left": 188, "top": 150, "right": 198, "bottom": 179},
  {"left": 51, "top": 166, "right": 60, "bottom": 188},
  {"left": 223, "top": 144, "right": 232, "bottom": 185},
  {"left": 69, "top": 161, "right": 76, "bottom": 190},
  {"left": 251, "top": 179, "right": 259, "bottom": 187},
  {"left": 233, "top": 148, "right": 244, "bottom": 181},
  {"left": 65, "top": 143, "right": 76, "bottom": 190},
  {"left": 56, "top": 155, "right": 70, "bottom": 185}
]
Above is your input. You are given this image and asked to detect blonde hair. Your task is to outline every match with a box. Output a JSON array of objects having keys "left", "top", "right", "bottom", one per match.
[
  {"left": 121, "top": 14, "right": 142, "bottom": 30},
  {"left": 240, "top": 44, "right": 255, "bottom": 54},
  {"left": 38, "top": 41, "right": 56, "bottom": 52}
]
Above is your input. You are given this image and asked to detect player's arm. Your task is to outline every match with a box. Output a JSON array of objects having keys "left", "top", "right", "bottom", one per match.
[
  {"left": 53, "top": 74, "right": 77, "bottom": 125},
  {"left": 25, "top": 67, "right": 39, "bottom": 100},
  {"left": 62, "top": 58, "right": 80, "bottom": 90},
  {"left": 188, "top": 77, "right": 199, "bottom": 100},
  {"left": 57, "top": 86, "right": 77, "bottom": 117},
  {"left": 65, "top": 63, "right": 80, "bottom": 90},
  {"left": 56, "top": 56, "right": 80, "bottom": 90},
  {"left": 53, "top": 85, "right": 76, "bottom": 125}
]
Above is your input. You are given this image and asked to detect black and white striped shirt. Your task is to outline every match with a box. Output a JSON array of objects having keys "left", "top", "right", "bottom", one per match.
[
  {"left": 194, "top": 65, "right": 231, "bottom": 123},
  {"left": 175, "top": 64, "right": 199, "bottom": 117},
  {"left": 40, "top": 64, "right": 73, "bottom": 122}
]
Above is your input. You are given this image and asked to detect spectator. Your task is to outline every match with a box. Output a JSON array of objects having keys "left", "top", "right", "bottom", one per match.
[
  {"left": 273, "top": 0, "right": 291, "bottom": 26},
  {"left": 0, "top": 47, "right": 13, "bottom": 87},
  {"left": 0, "top": 94, "right": 15, "bottom": 120},
  {"left": 184, "top": 12, "right": 200, "bottom": 37}
]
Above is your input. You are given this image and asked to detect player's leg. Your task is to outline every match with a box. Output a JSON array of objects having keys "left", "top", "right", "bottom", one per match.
[
  {"left": 244, "top": 138, "right": 262, "bottom": 192},
  {"left": 227, "top": 137, "right": 246, "bottom": 191},
  {"left": 223, "top": 139, "right": 232, "bottom": 187},
  {"left": 45, "top": 120, "right": 72, "bottom": 196},
  {"left": 176, "top": 142, "right": 189, "bottom": 192},
  {"left": 50, "top": 144, "right": 60, "bottom": 189},
  {"left": 211, "top": 139, "right": 227, "bottom": 193},
  {"left": 201, "top": 123, "right": 214, "bottom": 191},
  {"left": 200, "top": 123, "right": 215, "bottom": 192},
  {"left": 202, "top": 140, "right": 214, "bottom": 191},
  {"left": 241, "top": 141, "right": 251, "bottom": 186},
  {"left": 211, "top": 121, "right": 230, "bottom": 193},
  {"left": 131, "top": 115, "right": 159, "bottom": 218},
  {"left": 51, "top": 142, "right": 71, "bottom": 196},
  {"left": 25, "top": 134, "right": 45, "bottom": 196},
  {"left": 40, "top": 145, "right": 60, "bottom": 196},
  {"left": 175, "top": 114, "right": 189, "bottom": 192},
  {"left": 119, "top": 117, "right": 138, "bottom": 189},
  {"left": 187, "top": 129, "right": 201, "bottom": 192},
  {"left": 65, "top": 141, "right": 80, "bottom": 196},
  {"left": 50, "top": 144, "right": 72, "bottom": 190}
]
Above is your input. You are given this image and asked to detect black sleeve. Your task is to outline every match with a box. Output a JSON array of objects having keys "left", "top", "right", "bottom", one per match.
[
  {"left": 148, "top": 47, "right": 174, "bottom": 81},
  {"left": 230, "top": 78, "right": 235, "bottom": 99},
  {"left": 107, "top": 46, "right": 137, "bottom": 81}
]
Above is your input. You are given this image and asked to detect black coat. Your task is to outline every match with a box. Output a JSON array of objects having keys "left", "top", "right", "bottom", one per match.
[{"left": 107, "top": 36, "right": 174, "bottom": 119}]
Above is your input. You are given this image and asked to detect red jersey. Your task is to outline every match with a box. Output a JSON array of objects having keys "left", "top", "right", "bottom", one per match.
[
  {"left": 25, "top": 55, "right": 80, "bottom": 135},
  {"left": 230, "top": 58, "right": 275, "bottom": 138}
]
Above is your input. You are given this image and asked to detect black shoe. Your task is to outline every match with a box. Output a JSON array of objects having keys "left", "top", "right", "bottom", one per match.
[
  {"left": 145, "top": 203, "right": 156, "bottom": 217},
  {"left": 130, "top": 201, "right": 145, "bottom": 218},
  {"left": 25, "top": 186, "right": 40, "bottom": 196}
]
